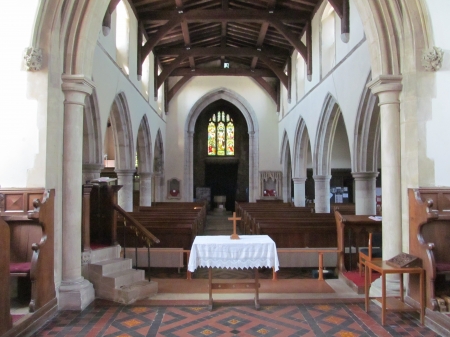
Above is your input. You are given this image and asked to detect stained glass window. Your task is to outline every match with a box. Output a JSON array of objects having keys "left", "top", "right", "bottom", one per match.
[{"left": 207, "top": 112, "right": 234, "bottom": 156}]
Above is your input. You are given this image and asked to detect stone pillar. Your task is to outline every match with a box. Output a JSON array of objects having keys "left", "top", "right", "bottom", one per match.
[
  {"left": 368, "top": 75, "right": 402, "bottom": 296},
  {"left": 115, "top": 169, "right": 135, "bottom": 212},
  {"left": 82, "top": 163, "right": 103, "bottom": 184},
  {"left": 293, "top": 177, "right": 307, "bottom": 207},
  {"left": 352, "top": 172, "right": 378, "bottom": 215},
  {"left": 313, "top": 175, "right": 331, "bottom": 213},
  {"left": 139, "top": 172, "right": 153, "bottom": 206},
  {"left": 59, "top": 75, "right": 95, "bottom": 310}
]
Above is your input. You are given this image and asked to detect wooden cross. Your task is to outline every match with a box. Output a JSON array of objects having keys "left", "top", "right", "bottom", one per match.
[{"left": 229, "top": 212, "right": 241, "bottom": 240}]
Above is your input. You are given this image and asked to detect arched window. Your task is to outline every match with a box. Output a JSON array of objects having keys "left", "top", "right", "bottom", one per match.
[
  {"left": 116, "top": 0, "right": 130, "bottom": 75},
  {"left": 207, "top": 112, "right": 234, "bottom": 156},
  {"left": 321, "top": 2, "right": 336, "bottom": 77}
]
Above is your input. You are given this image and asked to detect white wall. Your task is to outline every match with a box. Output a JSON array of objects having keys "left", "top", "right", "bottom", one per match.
[
  {"left": 0, "top": 1, "right": 44, "bottom": 187},
  {"left": 424, "top": 0, "right": 450, "bottom": 185}
]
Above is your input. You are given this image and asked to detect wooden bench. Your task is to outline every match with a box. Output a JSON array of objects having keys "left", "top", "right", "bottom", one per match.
[{"left": 409, "top": 188, "right": 450, "bottom": 311}]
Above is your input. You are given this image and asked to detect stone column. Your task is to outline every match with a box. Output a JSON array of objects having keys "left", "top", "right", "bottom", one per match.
[
  {"left": 368, "top": 75, "right": 402, "bottom": 296},
  {"left": 82, "top": 163, "right": 103, "bottom": 184},
  {"left": 352, "top": 172, "right": 378, "bottom": 215},
  {"left": 293, "top": 177, "right": 307, "bottom": 207},
  {"left": 139, "top": 172, "right": 153, "bottom": 207},
  {"left": 115, "top": 169, "right": 135, "bottom": 212},
  {"left": 313, "top": 175, "right": 331, "bottom": 213},
  {"left": 59, "top": 75, "right": 95, "bottom": 310}
]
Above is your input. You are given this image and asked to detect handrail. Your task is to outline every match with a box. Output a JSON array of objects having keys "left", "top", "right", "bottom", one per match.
[{"left": 112, "top": 203, "right": 160, "bottom": 246}]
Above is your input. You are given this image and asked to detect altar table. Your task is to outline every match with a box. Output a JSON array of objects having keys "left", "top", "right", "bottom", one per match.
[{"left": 188, "top": 235, "right": 280, "bottom": 310}]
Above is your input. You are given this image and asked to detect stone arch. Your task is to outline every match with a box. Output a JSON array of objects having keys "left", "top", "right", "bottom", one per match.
[
  {"left": 153, "top": 129, "right": 165, "bottom": 202},
  {"left": 110, "top": 92, "right": 134, "bottom": 171},
  {"left": 314, "top": 93, "right": 341, "bottom": 177},
  {"left": 293, "top": 118, "right": 311, "bottom": 179},
  {"left": 82, "top": 90, "right": 103, "bottom": 182},
  {"left": 353, "top": 73, "right": 380, "bottom": 173},
  {"left": 136, "top": 115, "right": 153, "bottom": 174},
  {"left": 280, "top": 131, "right": 292, "bottom": 203},
  {"left": 184, "top": 87, "right": 259, "bottom": 202}
]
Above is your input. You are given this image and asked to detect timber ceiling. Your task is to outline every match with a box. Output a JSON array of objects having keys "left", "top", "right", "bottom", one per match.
[{"left": 120, "top": 0, "right": 349, "bottom": 110}]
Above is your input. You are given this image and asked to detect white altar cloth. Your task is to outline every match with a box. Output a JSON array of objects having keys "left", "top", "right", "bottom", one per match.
[{"left": 188, "top": 235, "right": 279, "bottom": 272}]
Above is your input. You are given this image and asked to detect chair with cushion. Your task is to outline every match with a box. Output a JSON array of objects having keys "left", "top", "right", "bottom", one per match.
[{"left": 359, "top": 232, "right": 382, "bottom": 281}]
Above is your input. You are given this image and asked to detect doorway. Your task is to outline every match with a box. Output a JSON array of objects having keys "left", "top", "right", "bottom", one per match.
[{"left": 205, "top": 162, "right": 238, "bottom": 211}]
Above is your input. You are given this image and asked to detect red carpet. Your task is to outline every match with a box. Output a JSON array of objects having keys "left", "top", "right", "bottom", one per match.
[{"left": 343, "top": 270, "right": 380, "bottom": 287}]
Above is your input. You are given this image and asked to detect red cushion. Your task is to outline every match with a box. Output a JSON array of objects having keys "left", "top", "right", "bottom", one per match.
[
  {"left": 10, "top": 262, "right": 31, "bottom": 274},
  {"left": 436, "top": 262, "right": 450, "bottom": 272}
]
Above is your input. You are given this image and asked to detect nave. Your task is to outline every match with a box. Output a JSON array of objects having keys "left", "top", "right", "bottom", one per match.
[{"left": 29, "top": 211, "right": 441, "bottom": 337}]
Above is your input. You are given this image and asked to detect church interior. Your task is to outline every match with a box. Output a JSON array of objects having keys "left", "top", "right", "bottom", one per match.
[{"left": 1, "top": 0, "right": 450, "bottom": 336}]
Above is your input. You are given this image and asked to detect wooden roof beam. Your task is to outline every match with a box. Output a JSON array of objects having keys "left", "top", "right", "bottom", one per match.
[{"left": 328, "top": 0, "right": 350, "bottom": 42}]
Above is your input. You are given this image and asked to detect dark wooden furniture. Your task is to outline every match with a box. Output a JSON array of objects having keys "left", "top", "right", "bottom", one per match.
[
  {"left": 0, "top": 188, "right": 56, "bottom": 337},
  {"left": 365, "top": 259, "right": 424, "bottom": 325},
  {"left": 408, "top": 188, "right": 450, "bottom": 310},
  {"left": 334, "top": 211, "right": 382, "bottom": 272},
  {"left": 0, "top": 217, "right": 12, "bottom": 335}
]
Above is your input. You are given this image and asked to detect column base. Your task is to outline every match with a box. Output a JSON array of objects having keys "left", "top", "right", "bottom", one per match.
[
  {"left": 58, "top": 278, "right": 95, "bottom": 310},
  {"left": 369, "top": 276, "right": 401, "bottom": 298}
]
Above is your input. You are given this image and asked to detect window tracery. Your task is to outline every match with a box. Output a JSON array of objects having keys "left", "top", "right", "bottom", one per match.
[{"left": 207, "top": 112, "right": 234, "bottom": 156}]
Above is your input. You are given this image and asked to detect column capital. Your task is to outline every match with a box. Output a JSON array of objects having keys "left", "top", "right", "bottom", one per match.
[
  {"left": 351, "top": 171, "right": 379, "bottom": 181},
  {"left": 61, "top": 74, "right": 95, "bottom": 105},
  {"left": 292, "top": 177, "right": 307, "bottom": 184},
  {"left": 115, "top": 169, "right": 136, "bottom": 176},
  {"left": 312, "top": 175, "right": 331, "bottom": 182},
  {"left": 368, "top": 75, "right": 402, "bottom": 106}
]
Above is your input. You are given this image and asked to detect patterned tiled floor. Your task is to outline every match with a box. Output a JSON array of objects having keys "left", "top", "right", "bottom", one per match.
[{"left": 32, "top": 299, "right": 441, "bottom": 337}]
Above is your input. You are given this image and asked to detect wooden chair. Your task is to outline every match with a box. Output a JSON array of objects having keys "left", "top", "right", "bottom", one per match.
[{"left": 359, "top": 232, "right": 382, "bottom": 281}]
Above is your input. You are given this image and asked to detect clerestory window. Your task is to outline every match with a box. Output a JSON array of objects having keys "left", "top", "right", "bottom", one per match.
[{"left": 207, "top": 112, "right": 234, "bottom": 156}]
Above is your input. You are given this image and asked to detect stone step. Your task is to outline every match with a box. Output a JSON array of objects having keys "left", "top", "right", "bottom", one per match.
[
  {"left": 90, "top": 246, "right": 121, "bottom": 263},
  {"left": 89, "top": 258, "right": 132, "bottom": 276},
  {"left": 102, "top": 268, "right": 145, "bottom": 288},
  {"left": 96, "top": 280, "right": 158, "bottom": 305}
]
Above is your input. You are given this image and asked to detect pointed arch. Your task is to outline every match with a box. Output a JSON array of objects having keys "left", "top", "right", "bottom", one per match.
[
  {"left": 153, "top": 129, "right": 165, "bottom": 202},
  {"left": 136, "top": 115, "right": 153, "bottom": 174},
  {"left": 109, "top": 92, "right": 134, "bottom": 170},
  {"left": 293, "top": 118, "right": 311, "bottom": 178},
  {"left": 353, "top": 73, "right": 381, "bottom": 173},
  {"left": 83, "top": 90, "right": 102, "bottom": 166},
  {"left": 185, "top": 88, "right": 259, "bottom": 202},
  {"left": 314, "top": 94, "right": 341, "bottom": 176},
  {"left": 280, "top": 131, "right": 292, "bottom": 203},
  {"left": 153, "top": 129, "right": 164, "bottom": 175}
]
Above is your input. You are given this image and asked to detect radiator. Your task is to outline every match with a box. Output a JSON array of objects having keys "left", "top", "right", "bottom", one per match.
[
  {"left": 123, "top": 247, "right": 184, "bottom": 268},
  {"left": 277, "top": 248, "right": 338, "bottom": 268}
]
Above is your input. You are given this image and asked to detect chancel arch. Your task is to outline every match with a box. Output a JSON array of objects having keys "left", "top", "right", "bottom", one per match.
[
  {"left": 185, "top": 88, "right": 259, "bottom": 202},
  {"left": 352, "top": 73, "right": 381, "bottom": 215},
  {"left": 82, "top": 90, "right": 103, "bottom": 183},
  {"left": 280, "top": 131, "right": 292, "bottom": 203},
  {"left": 136, "top": 115, "right": 153, "bottom": 206},
  {"left": 293, "top": 118, "right": 311, "bottom": 207}
]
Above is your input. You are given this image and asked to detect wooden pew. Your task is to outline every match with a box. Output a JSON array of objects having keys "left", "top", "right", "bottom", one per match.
[
  {"left": 409, "top": 188, "right": 450, "bottom": 311},
  {"left": 0, "top": 217, "right": 12, "bottom": 335},
  {"left": 0, "top": 189, "right": 56, "bottom": 337}
]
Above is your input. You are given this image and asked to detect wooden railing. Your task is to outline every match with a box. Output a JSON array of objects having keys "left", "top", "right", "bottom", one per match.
[{"left": 113, "top": 203, "right": 160, "bottom": 279}]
